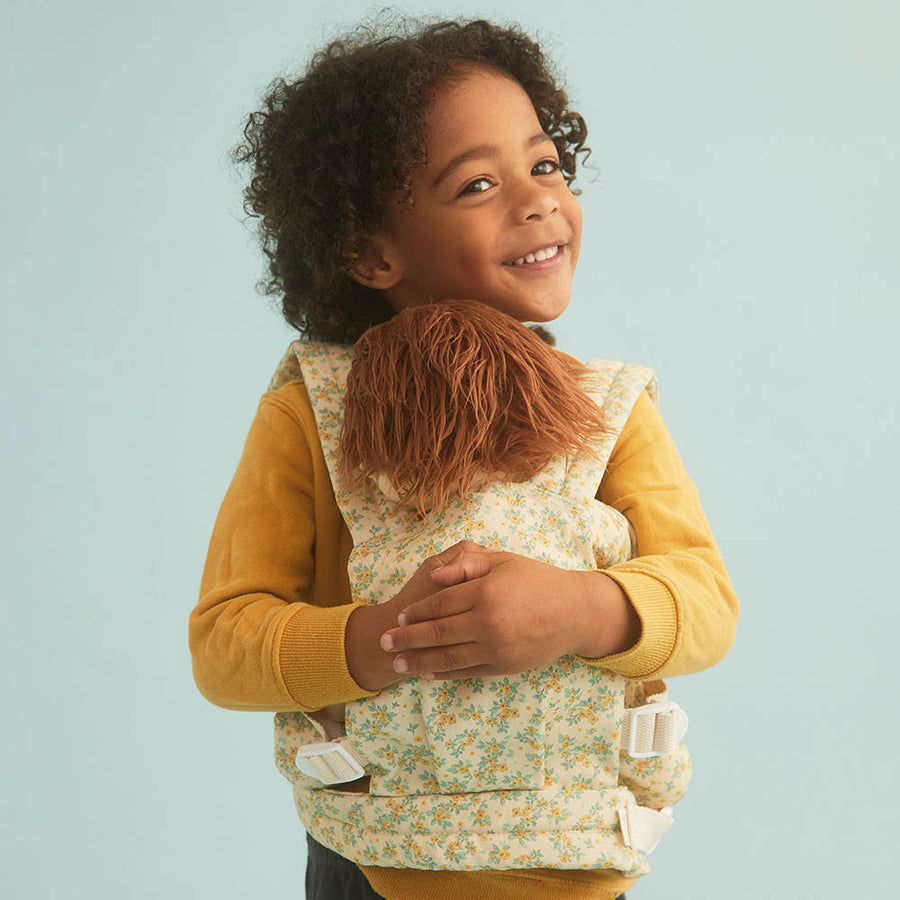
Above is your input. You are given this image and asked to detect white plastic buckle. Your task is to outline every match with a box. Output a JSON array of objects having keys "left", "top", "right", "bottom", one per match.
[
  {"left": 618, "top": 804, "right": 674, "bottom": 854},
  {"left": 626, "top": 700, "right": 689, "bottom": 759},
  {"left": 295, "top": 741, "right": 366, "bottom": 785}
]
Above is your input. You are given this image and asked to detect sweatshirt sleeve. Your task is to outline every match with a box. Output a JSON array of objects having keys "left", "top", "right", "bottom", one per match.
[
  {"left": 188, "top": 386, "right": 376, "bottom": 712},
  {"left": 589, "top": 390, "right": 739, "bottom": 678}
]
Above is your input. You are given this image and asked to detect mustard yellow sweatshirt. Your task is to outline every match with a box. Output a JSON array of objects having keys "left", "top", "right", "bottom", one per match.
[{"left": 190, "top": 374, "right": 738, "bottom": 900}]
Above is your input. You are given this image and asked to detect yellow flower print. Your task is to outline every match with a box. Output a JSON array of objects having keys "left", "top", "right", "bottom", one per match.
[
  {"left": 431, "top": 807, "right": 452, "bottom": 825},
  {"left": 543, "top": 511, "right": 563, "bottom": 530},
  {"left": 433, "top": 709, "right": 457, "bottom": 728},
  {"left": 386, "top": 568, "right": 406, "bottom": 586},
  {"left": 556, "top": 656, "right": 575, "bottom": 674},
  {"left": 509, "top": 806, "right": 537, "bottom": 827},
  {"left": 444, "top": 839, "right": 465, "bottom": 862},
  {"left": 472, "top": 808, "right": 489, "bottom": 827},
  {"left": 431, "top": 683, "right": 458, "bottom": 705}
]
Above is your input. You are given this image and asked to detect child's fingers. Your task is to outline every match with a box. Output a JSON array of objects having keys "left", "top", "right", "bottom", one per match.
[
  {"left": 391, "top": 641, "right": 487, "bottom": 676},
  {"left": 381, "top": 608, "right": 474, "bottom": 654},
  {"left": 426, "top": 540, "right": 492, "bottom": 570},
  {"left": 395, "top": 586, "right": 474, "bottom": 628},
  {"left": 430, "top": 556, "right": 491, "bottom": 586},
  {"left": 430, "top": 548, "right": 510, "bottom": 586}
]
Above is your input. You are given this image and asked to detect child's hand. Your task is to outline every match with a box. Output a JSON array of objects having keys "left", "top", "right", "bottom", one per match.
[
  {"left": 379, "top": 544, "right": 641, "bottom": 679},
  {"left": 345, "top": 541, "right": 494, "bottom": 690}
]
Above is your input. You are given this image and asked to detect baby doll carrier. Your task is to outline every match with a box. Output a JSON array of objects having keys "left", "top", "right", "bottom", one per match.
[{"left": 269, "top": 340, "right": 690, "bottom": 876}]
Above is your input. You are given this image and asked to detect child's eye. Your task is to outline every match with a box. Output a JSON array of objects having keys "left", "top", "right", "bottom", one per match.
[
  {"left": 532, "top": 159, "right": 560, "bottom": 176},
  {"left": 458, "top": 177, "right": 493, "bottom": 196}
]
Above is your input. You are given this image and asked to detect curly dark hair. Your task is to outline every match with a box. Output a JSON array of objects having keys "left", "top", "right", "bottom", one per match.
[{"left": 233, "top": 15, "right": 591, "bottom": 344}]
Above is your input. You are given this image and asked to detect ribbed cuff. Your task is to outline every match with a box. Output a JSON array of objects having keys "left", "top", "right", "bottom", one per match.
[
  {"left": 278, "top": 602, "right": 378, "bottom": 709},
  {"left": 588, "top": 570, "right": 678, "bottom": 678}
]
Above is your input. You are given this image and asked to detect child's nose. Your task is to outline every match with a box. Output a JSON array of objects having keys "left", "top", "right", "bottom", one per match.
[{"left": 511, "top": 180, "right": 560, "bottom": 222}]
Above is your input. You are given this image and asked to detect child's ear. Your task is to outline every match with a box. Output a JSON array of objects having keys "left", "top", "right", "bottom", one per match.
[{"left": 347, "top": 233, "right": 402, "bottom": 291}]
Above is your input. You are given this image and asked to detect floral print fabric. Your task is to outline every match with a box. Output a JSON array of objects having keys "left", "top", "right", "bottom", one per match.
[{"left": 269, "top": 341, "right": 689, "bottom": 873}]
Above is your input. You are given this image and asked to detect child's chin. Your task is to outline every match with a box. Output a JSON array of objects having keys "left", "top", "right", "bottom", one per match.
[{"left": 520, "top": 297, "right": 572, "bottom": 324}]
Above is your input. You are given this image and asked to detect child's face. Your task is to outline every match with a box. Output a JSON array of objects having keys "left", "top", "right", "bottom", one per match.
[{"left": 373, "top": 67, "right": 582, "bottom": 323}]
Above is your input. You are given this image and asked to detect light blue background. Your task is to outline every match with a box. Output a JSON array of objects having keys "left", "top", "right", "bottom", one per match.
[{"left": 2, "top": 1, "right": 897, "bottom": 897}]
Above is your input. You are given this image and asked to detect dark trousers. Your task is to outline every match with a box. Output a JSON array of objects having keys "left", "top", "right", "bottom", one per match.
[
  {"left": 305, "top": 835, "right": 626, "bottom": 899},
  {"left": 306, "top": 835, "right": 387, "bottom": 899}
]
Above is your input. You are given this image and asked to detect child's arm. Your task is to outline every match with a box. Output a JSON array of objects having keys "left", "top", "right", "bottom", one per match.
[
  {"left": 192, "top": 381, "right": 539, "bottom": 708},
  {"left": 190, "top": 386, "right": 449, "bottom": 710},
  {"left": 586, "top": 389, "right": 739, "bottom": 679},
  {"left": 379, "top": 390, "right": 738, "bottom": 681},
  {"left": 190, "top": 390, "right": 364, "bottom": 711}
]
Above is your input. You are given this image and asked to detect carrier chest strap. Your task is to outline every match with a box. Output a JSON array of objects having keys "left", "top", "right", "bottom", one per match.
[{"left": 295, "top": 698, "right": 688, "bottom": 785}]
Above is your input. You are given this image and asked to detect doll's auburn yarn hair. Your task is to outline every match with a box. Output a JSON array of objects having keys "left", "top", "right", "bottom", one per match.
[
  {"left": 232, "top": 15, "right": 590, "bottom": 344},
  {"left": 339, "top": 301, "right": 609, "bottom": 516}
]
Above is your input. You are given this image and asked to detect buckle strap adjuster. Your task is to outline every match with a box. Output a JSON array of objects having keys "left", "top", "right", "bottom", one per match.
[
  {"left": 622, "top": 700, "right": 689, "bottom": 759},
  {"left": 295, "top": 739, "right": 367, "bottom": 785}
]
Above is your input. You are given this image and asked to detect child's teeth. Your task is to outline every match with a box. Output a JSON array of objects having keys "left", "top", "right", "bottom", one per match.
[{"left": 510, "top": 246, "right": 559, "bottom": 265}]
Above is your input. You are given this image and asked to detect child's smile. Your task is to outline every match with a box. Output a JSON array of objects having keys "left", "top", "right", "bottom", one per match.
[
  {"left": 374, "top": 66, "right": 582, "bottom": 322},
  {"left": 504, "top": 243, "right": 562, "bottom": 267}
]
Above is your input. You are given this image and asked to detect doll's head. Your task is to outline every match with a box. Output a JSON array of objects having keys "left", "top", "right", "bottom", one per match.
[
  {"left": 234, "top": 17, "right": 590, "bottom": 343},
  {"left": 339, "top": 301, "right": 608, "bottom": 515}
]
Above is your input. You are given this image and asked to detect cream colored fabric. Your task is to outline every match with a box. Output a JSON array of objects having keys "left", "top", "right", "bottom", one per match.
[
  {"left": 297, "top": 691, "right": 687, "bottom": 783},
  {"left": 271, "top": 341, "right": 691, "bottom": 875}
]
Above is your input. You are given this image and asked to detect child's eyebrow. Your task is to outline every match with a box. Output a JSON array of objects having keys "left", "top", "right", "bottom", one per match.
[{"left": 431, "top": 132, "right": 554, "bottom": 189}]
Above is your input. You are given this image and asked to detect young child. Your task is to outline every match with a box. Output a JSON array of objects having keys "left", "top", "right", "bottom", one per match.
[{"left": 190, "top": 17, "right": 738, "bottom": 900}]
